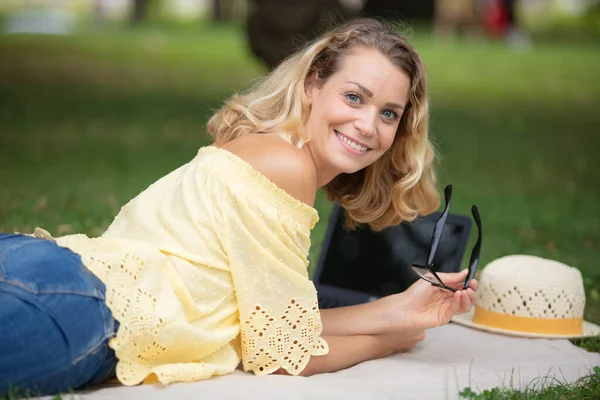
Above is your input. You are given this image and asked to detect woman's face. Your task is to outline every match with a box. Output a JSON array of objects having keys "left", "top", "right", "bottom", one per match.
[{"left": 305, "top": 46, "right": 411, "bottom": 186}]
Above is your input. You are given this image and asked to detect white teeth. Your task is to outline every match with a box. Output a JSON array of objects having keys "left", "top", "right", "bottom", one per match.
[{"left": 336, "top": 132, "right": 368, "bottom": 152}]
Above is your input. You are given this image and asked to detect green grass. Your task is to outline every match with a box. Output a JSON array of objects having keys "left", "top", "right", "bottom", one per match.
[
  {"left": 0, "top": 22, "right": 599, "bottom": 399},
  {"left": 459, "top": 366, "right": 600, "bottom": 399},
  {"left": 2, "top": 387, "right": 64, "bottom": 400}
]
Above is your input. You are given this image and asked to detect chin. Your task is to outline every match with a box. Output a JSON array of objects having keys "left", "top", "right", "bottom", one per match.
[
  {"left": 326, "top": 143, "right": 380, "bottom": 176},
  {"left": 334, "top": 161, "right": 369, "bottom": 176}
]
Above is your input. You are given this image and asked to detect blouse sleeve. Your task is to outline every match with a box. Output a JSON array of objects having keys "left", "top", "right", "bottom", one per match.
[{"left": 215, "top": 174, "right": 329, "bottom": 376}]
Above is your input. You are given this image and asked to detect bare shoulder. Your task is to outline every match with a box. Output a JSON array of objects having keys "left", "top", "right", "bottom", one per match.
[{"left": 220, "top": 134, "right": 318, "bottom": 207}]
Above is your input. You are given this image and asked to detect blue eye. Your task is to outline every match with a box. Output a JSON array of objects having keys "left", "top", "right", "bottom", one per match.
[
  {"left": 345, "top": 93, "right": 361, "bottom": 103},
  {"left": 382, "top": 109, "right": 398, "bottom": 120}
]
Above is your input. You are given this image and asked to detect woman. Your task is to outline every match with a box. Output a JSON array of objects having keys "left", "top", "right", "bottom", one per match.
[{"left": 0, "top": 18, "right": 478, "bottom": 397}]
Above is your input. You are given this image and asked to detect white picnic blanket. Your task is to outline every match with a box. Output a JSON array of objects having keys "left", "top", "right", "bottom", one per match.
[{"left": 56, "top": 323, "right": 599, "bottom": 400}]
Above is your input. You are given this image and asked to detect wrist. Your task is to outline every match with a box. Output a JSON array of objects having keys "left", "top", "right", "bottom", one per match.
[{"left": 375, "top": 292, "right": 416, "bottom": 333}]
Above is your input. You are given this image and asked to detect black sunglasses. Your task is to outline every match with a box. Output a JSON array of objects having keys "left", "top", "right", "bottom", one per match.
[{"left": 411, "top": 185, "right": 482, "bottom": 292}]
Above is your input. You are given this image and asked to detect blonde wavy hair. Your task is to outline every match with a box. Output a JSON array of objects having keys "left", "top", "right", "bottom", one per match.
[{"left": 208, "top": 18, "right": 440, "bottom": 230}]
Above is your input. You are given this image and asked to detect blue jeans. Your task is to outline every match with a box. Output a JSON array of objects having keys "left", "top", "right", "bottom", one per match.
[{"left": 0, "top": 234, "right": 119, "bottom": 397}]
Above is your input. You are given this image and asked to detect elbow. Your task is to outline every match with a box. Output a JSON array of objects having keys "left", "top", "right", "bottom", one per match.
[
  {"left": 273, "top": 364, "right": 318, "bottom": 377},
  {"left": 296, "top": 366, "right": 317, "bottom": 377}
]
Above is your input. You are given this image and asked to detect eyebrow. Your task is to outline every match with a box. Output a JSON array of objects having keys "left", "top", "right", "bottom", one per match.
[{"left": 346, "top": 81, "right": 405, "bottom": 110}]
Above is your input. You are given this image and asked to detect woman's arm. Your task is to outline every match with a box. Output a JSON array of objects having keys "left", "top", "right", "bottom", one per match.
[
  {"left": 319, "top": 295, "right": 411, "bottom": 336},
  {"left": 277, "top": 330, "right": 425, "bottom": 377},
  {"left": 319, "top": 271, "right": 478, "bottom": 337},
  {"left": 276, "top": 335, "right": 387, "bottom": 376}
]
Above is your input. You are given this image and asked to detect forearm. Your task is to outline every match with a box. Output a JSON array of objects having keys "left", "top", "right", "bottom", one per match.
[
  {"left": 319, "top": 294, "right": 411, "bottom": 336},
  {"left": 279, "top": 334, "right": 390, "bottom": 377},
  {"left": 320, "top": 302, "right": 385, "bottom": 336}
]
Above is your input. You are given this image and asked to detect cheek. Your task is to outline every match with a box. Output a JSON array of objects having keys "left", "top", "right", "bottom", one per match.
[
  {"left": 379, "top": 127, "right": 398, "bottom": 151},
  {"left": 315, "top": 96, "right": 353, "bottom": 126}
]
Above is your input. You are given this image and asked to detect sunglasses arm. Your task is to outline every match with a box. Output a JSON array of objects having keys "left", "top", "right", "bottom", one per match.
[
  {"left": 463, "top": 205, "right": 482, "bottom": 290},
  {"left": 426, "top": 185, "right": 452, "bottom": 266}
]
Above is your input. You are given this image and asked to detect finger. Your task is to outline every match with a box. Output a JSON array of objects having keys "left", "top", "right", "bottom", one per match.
[
  {"left": 450, "top": 291, "right": 466, "bottom": 316},
  {"left": 469, "top": 278, "right": 479, "bottom": 291},
  {"left": 466, "top": 288, "right": 477, "bottom": 305},
  {"left": 436, "top": 269, "right": 468, "bottom": 284},
  {"left": 466, "top": 289, "right": 476, "bottom": 308},
  {"left": 457, "top": 289, "right": 476, "bottom": 314},
  {"left": 450, "top": 290, "right": 462, "bottom": 312},
  {"left": 467, "top": 288, "right": 477, "bottom": 306},
  {"left": 449, "top": 276, "right": 479, "bottom": 292},
  {"left": 449, "top": 281, "right": 466, "bottom": 291},
  {"left": 454, "top": 289, "right": 463, "bottom": 300},
  {"left": 460, "top": 290, "right": 472, "bottom": 313}
]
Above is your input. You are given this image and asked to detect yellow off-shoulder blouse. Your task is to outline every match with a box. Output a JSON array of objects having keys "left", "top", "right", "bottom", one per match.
[{"left": 51, "top": 146, "right": 329, "bottom": 386}]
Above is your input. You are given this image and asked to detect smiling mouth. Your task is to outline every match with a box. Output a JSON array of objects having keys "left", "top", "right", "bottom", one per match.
[{"left": 334, "top": 130, "right": 371, "bottom": 153}]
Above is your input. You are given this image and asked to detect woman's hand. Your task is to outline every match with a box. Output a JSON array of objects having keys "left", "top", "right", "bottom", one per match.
[
  {"left": 402, "top": 269, "right": 478, "bottom": 330},
  {"left": 376, "top": 269, "right": 478, "bottom": 333},
  {"left": 320, "top": 269, "right": 477, "bottom": 340}
]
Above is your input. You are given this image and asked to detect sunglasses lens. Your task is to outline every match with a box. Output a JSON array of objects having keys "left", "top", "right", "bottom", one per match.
[{"left": 411, "top": 265, "right": 444, "bottom": 286}]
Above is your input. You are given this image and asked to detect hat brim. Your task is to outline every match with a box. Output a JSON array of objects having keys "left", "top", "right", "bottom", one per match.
[{"left": 451, "top": 307, "right": 600, "bottom": 339}]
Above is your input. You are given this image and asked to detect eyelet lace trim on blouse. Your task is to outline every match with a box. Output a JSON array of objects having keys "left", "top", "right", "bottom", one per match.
[{"left": 241, "top": 299, "right": 328, "bottom": 375}]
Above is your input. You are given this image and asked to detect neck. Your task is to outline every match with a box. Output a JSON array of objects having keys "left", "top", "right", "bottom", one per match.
[{"left": 302, "top": 143, "right": 338, "bottom": 189}]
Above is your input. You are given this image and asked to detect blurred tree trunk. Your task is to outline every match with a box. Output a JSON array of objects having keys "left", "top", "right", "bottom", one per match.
[
  {"left": 130, "top": 0, "right": 150, "bottom": 24},
  {"left": 363, "top": 0, "right": 435, "bottom": 20},
  {"left": 213, "top": 0, "right": 238, "bottom": 22},
  {"left": 246, "top": 0, "right": 358, "bottom": 70},
  {"left": 213, "top": 0, "right": 224, "bottom": 21}
]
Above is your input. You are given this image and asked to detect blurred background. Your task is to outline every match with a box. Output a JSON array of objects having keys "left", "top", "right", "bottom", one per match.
[{"left": 0, "top": 0, "right": 599, "bottom": 325}]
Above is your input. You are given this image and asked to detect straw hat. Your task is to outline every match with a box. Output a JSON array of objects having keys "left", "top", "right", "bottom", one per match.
[{"left": 452, "top": 254, "right": 600, "bottom": 338}]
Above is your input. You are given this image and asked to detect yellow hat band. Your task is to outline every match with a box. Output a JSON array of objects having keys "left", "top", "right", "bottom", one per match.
[{"left": 473, "top": 306, "right": 583, "bottom": 336}]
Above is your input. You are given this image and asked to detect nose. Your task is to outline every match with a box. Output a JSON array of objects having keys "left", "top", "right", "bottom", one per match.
[{"left": 353, "top": 108, "right": 377, "bottom": 138}]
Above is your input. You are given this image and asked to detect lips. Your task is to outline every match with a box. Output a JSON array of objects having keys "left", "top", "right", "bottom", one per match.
[{"left": 334, "top": 130, "right": 371, "bottom": 153}]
